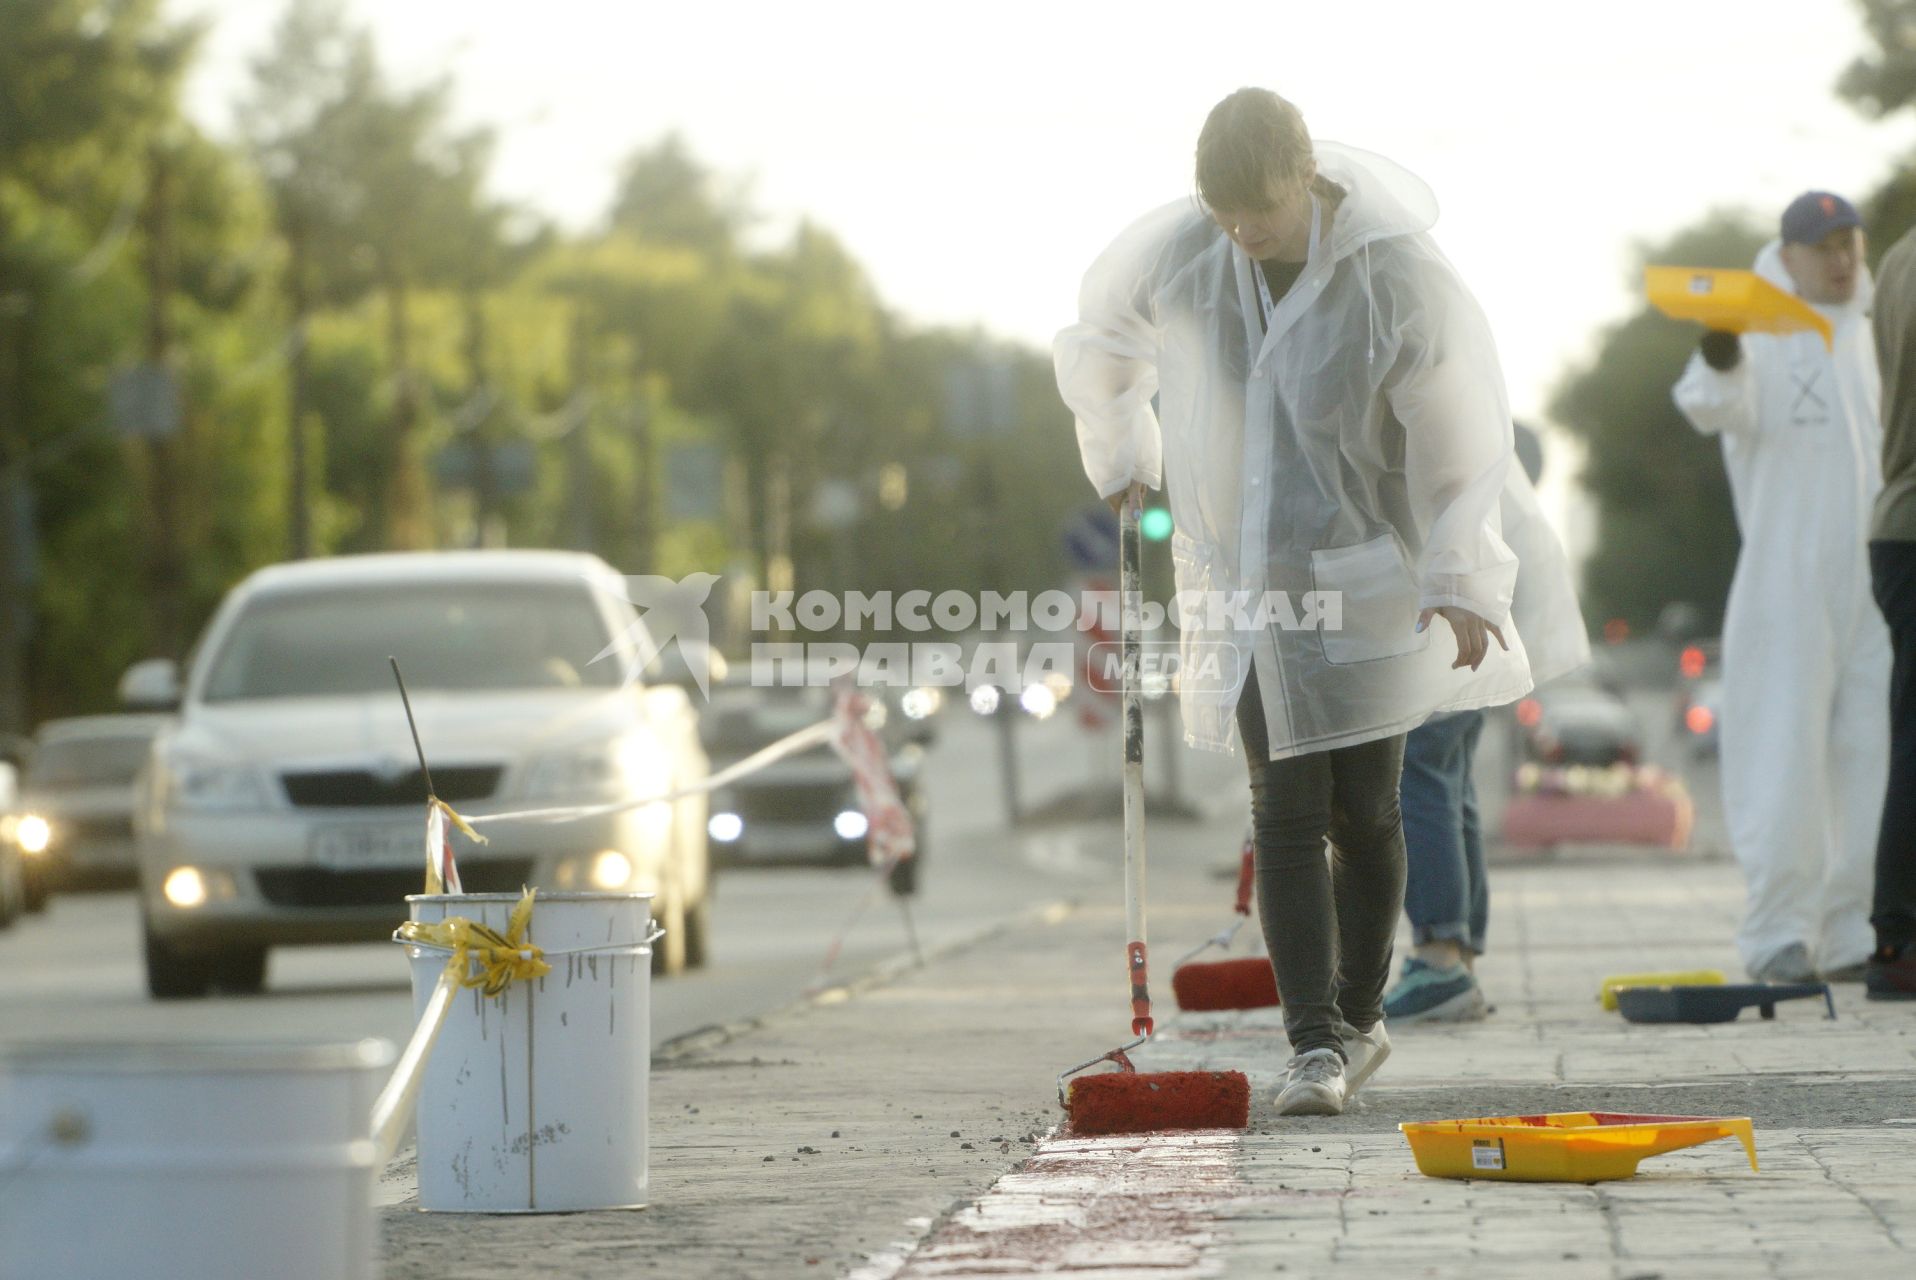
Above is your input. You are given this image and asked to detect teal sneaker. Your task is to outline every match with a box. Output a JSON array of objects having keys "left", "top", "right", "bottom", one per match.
[{"left": 1382, "top": 957, "right": 1488, "bottom": 1024}]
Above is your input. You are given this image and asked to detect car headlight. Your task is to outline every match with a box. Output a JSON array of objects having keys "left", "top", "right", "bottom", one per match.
[
  {"left": 524, "top": 738, "right": 666, "bottom": 802},
  {"left": 1019, "top": 683, "right": 1058, "bottom": 719},
  {"left": 901, "top": 687, "right": 943, "bottom": 720},
  {"left": 589, "top": 850, "right": 634, "bottom": 890},
  {"left": 16, "top": 814, "right": 52, "bottom": 855},
  {"left": 555, "top": 850, "right": 653, "bottom": 894},
  {"left": 160, "top": 865, "right": 239, "bottom": 908},
  {"left": 167, "top": 757, "right": 271, "bottom": 812}
]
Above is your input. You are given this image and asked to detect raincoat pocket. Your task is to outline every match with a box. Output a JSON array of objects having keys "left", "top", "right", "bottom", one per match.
[{"left": 1311, "top": 533, "right": 1429, "bottom": 666}]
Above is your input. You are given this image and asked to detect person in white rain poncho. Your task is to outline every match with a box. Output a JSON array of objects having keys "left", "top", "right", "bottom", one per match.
[
  {"left": 1054, "top": 89, "right": 1533, "bottom": 1118},
  {"left": 1672, "top": 191, "right": 1890, "bottom": 985}
]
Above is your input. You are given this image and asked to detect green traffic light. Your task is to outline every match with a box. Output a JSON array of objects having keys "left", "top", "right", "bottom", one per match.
[{"left": 1140, "top": 506, "right": 1174, "bottom": 541}]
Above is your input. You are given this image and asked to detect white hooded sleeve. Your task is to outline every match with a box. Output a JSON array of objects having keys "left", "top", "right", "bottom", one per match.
[
  {"left": 1053, "top": 204, "right": 1188, "bottom": 498},
  {"left": 1672, "top": 350, "right": 1759, "bottom": 438},
  {"left": 1382, "top": 254, "right": 1520, "bottom": 627}
]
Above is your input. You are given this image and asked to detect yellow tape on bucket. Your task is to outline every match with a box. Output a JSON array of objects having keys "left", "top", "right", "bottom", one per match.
[{"left": 397, "top": 887, "right": 551, "bottom": 998}]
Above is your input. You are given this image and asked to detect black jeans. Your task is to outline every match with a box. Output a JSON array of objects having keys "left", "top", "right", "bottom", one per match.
[
  {"left": 1872, "top": 540, "right": 1916, "bottom": 949},
  {"left": 1237, "top": 666, "right": 1408, "bottom": 1057}
]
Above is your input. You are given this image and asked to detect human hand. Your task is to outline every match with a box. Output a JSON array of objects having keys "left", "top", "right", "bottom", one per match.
[
  {"left": 1417, "top": 605, "right": 1509, "bottom": 671},
  {"left": 1106, "top": 482, "right": 1147, "bottom": 516},
  {"left": 1699, "top": 330, "right": 1742, "bottom": 372}
]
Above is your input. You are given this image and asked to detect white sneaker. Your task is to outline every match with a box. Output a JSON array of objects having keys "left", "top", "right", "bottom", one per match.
[
  {"left": 1274, "top": 1048, "right": 1346, "bottom": 1116},
  {"left": 1750, "top": 942, "right": 1816, "bottom": 984},
  {"left": 1339, "top": 1021, "right": 1392, "bottom": 1097}
]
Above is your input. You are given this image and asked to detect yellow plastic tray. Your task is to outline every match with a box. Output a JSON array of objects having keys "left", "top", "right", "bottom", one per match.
[
  {"left": 1400, "top": 1112, "right": 1758, "bottom": 1183},
  {"left": 1645, "top": 266, "right": 1832, "bottom": 350},
  {"left": 1599, "top": 970, "right": 1726, "bottom": 1011}
]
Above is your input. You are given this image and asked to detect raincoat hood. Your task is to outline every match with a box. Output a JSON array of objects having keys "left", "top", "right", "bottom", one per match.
[{"left": 1311, "top": 141, "right": 1440, "bottom": 265}]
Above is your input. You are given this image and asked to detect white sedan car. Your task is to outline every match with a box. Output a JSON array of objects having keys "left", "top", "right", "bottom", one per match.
[{"left": 129, "top": 551, "right": 710, "bottom": 998}]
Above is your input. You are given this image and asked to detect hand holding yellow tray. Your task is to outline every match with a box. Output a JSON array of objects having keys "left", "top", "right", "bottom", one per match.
[{"left": 1645, "top": 266, "right": 1833, "bottom": 350}]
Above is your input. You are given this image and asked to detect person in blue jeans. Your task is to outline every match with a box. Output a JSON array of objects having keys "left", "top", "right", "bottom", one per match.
[
  {"left": 1387, "top": 709, "right": 1494, "bottom": 1020},
  {"left": 1386, "top": 441, "right": 1590, "bottom": 1022}
]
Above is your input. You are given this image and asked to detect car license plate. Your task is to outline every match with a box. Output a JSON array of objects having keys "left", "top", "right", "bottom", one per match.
[{"left": 312, "top": 825, "right": 422, "bottom": 870}]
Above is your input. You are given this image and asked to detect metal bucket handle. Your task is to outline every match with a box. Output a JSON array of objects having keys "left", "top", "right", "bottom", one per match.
[{"left": 392, "top": 922, "right": 666, "bottom": 960}]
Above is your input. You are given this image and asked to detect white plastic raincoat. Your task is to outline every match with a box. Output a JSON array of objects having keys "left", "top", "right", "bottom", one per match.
[
  {"left": 1056, "top": 143, "right": 1533, "bottom": 759},
  {"left": 1672, "top": 240, "right": 1890, "bottom": 975},
  {"left": 1503, "top": 467, "right": 1590, "bottom": 687}
]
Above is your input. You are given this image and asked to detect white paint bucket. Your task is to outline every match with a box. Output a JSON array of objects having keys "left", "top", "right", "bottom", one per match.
[
  {"left": 0, "top": 1038, "right": 394, "bottom": 1279},
  {"left": 401, "top": 891, "right": 656, "bottom": 1212}
]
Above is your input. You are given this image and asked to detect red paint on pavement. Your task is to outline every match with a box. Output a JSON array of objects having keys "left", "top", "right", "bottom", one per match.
[{"left": 889, "top": 1134, "right": 1242, "bottom": 1277}]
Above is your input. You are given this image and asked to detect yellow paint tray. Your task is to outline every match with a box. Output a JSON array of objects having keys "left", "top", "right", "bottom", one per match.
[
  {"left": 1599, "top": 970, "right": 1726, "bottom": 1010},
  {"left": 1645, "top": 266, "right": 1832, "bottom": 349},
  {"left": 1400, "top": 1111, "right": 1758, "bottom": 1183}
]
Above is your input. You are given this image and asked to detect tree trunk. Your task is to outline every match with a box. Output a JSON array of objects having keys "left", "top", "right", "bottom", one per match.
[
  {"left": 142, "top": 142, "right": 186, "bottom": 660},
  {"left": 286, "top": 221, "right": 313, "bottom": 560},
  {"left": 382, "top": 270, "right": 429, "bottom": 550},
  {"left": 566, "top": 308, "right": 594, "bottom": 553}
]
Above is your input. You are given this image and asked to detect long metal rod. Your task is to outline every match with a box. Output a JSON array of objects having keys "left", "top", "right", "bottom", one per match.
[{"left": 389, "top": 656, "right": 436, "bottom": 798}]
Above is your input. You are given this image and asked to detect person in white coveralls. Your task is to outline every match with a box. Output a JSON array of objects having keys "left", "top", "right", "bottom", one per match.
[{"left": 1672, "top": 190, "right": 1891, "bottom": 984}]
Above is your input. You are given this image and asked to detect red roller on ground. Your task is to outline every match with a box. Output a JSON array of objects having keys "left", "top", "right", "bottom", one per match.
[
  {"left": 1172, "top": 956, "right": 1280, "bottom": 1011},
  {"left": 1065, "top": 1069, "right": 1252, "bottom": 1136},
  {"left": 1057, "top": 503, "right": 1253, "bottom": 1139}
]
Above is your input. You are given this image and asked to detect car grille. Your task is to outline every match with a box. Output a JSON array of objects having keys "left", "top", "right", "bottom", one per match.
[
  {"left": 255, "top": 859, "right": 534, "bottom": 908},
  {"left": 280, "top": 766, "right": 503, "bottom": 808},
  {"left": 734, "top": 784, "right": 847, "bottom": 823},
  {"left": 61, "top": 816, "right": 134, "bottom": 842}
]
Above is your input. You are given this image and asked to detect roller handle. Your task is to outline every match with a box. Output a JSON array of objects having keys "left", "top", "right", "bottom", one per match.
[
  {"left": 370, "top": 965, "right": 460, "bottom": 1169},
  {"left": 1120, "top": 493, "right": 1151, "bottom": 1037}
]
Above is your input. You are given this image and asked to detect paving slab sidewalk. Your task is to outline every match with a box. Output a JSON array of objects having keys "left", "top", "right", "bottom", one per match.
[{"left": 379, "top": 820, "right": 1916, "bottom": 1279}]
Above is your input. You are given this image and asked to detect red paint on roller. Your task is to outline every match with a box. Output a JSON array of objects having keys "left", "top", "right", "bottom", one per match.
[
  {"left": 1172, "top": 956, "right": 1280, "bottom": 1011},
  {"left": 1064, "top": 1069, "right": 1251, "bottom": 1136}
]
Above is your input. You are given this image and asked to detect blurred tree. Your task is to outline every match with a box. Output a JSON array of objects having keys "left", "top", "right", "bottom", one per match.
[
  {"left": 249, "top": 0, "right": 506, "bottom": 553},
  {"left": 1, "top": 1, "right": 292, "bottom": 722},
  {"left": 1839, "top": 0, "right": 1916, "bottom": 117},
  {"left": 607, "top": 135, "right": 749, "bottom": 261},
  {"left": 1839, "top": 0, "right": 1916, "bottom": 262},
  {"left": 245, "top": 0, "right": 383, "bottom": 559},
  {"left": 1550, "top": 214, "right": 1769, "bottom": 634}
]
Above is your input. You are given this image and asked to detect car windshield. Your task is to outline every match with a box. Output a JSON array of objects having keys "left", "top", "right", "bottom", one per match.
[
  {"left": 200, "top": 581, "right": 624, "bottom": 702},
  {"left": 704, "top": 684, "right": 834, "bottom": 754},
  {"left": 28, "top": 736, "right": 154, "bottom": 788}
]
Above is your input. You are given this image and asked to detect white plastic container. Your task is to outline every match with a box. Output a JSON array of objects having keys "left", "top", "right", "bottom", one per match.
[
  {"left": 0, "top": 1038, "right": 394, "bottom": 1279},
  {"left": 401, "top": 891, "right": 657, "bottom": 1212}
]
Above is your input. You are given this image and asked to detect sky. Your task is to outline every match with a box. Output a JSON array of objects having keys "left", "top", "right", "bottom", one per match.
[{"left": 169, "top": 0, "right": 1916, "bottom": 546}]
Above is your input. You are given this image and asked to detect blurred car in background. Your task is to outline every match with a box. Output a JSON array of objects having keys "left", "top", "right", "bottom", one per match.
[
  {"left": 128, "top": 551, "right": 711, "bottom": 999},
  {"left": 1673, "top": 640, "right": 1723, "bottom": 759},
  {"left": 701, "top": 678, "right": 931, "bottom": 894},
  {"left": 0, "top": 760, "right": 23, "bottom": 927},
  {"left": 1515, "top": 669, "right": 1641, "bottom": 767},
  {"left": 11, "top": 714, "right": 169, "bottom": 896}
]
